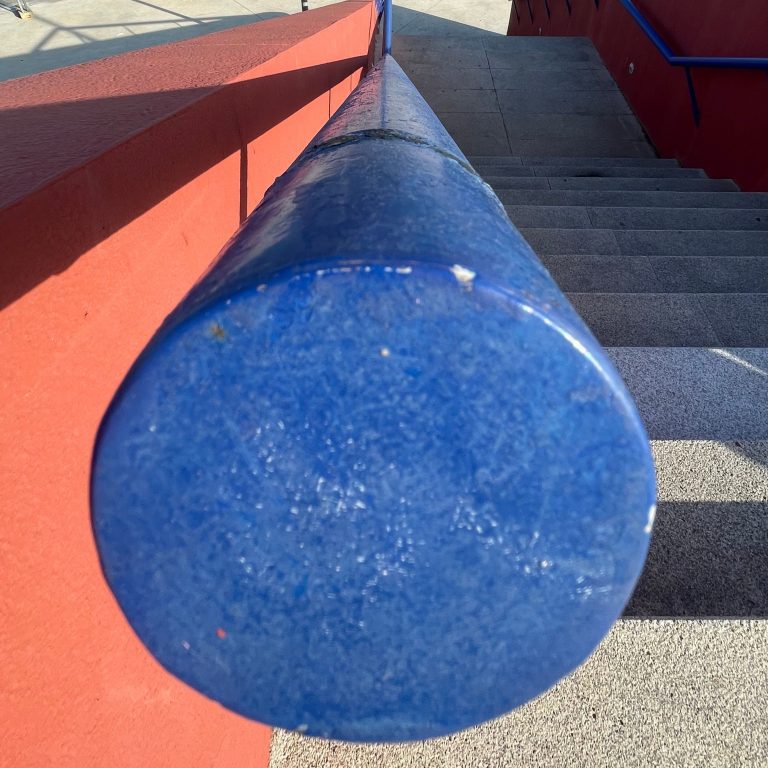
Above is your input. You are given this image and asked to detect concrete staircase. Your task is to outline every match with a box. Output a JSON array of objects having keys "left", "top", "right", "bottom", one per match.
[{"left": 271, "top": 34, "right": 768, "bottom": 767}]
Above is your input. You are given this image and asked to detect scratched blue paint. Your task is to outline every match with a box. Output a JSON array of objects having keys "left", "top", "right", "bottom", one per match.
[{"left": 91, "top": 57, "right": 655, "bottom": 742}]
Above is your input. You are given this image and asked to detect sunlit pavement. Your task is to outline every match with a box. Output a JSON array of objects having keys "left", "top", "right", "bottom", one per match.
[{"left": 0, "top": 0, "right": 509, "bottom": 81}]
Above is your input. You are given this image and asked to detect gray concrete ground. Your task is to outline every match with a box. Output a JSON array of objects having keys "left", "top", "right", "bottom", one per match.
[{"left": 0, "top": 0, "right": 510, "bottom": 81}]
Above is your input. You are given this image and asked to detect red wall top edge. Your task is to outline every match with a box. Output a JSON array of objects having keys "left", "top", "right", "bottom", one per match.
[
  {"left": 506, "top": 0, "right": 768, "bottom": 191},
  {"left": 0, "top": 0, "right": 370, "bottom": 210}
]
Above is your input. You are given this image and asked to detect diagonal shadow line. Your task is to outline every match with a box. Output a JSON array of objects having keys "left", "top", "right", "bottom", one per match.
[
  {"left": 625, "top": 499, "right": 768, "bottom": 618},
  {"left": 0, "top": 13, "right": 278, "bottom": 80},
  {"left": 0, "top": 56, "right": 367, "bottom": 311},
  {"left": 129, "top": 0, "right": 207, "bottom": 24}
]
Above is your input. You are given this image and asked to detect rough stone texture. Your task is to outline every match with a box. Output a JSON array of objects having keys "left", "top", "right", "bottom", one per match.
[
  {"left": 472, "top": 156, "right": 678, "bottom": 167},
  {"left": 501, "top": 114, "right": 644, "bottom": 140},
  {"left": 532, "top": 166, "right": 705, "bottom": 178},
  {"left": 568, "top": 293, "right": 720, "bottom": 347},
  {"left": 614, "top": 229, "right": 768, "bottom": 257},
  {"left": 497, "top": 190, "right": 768, "bottom": 208},
  {"left": 521, "top": 228, "right": 619, "bottom": 255},
  {"left": 589, "top": 206, "right": 768, "bottom": 231},
  {"left": 522, "top": 228, "right": 768, "bottom": 258},
  {"left": 506, "top": 205, "right": 593, "bottom": 229},
  {"left": 270, "top": 621, "right": 768, "bottom": 767},
  {"left": 629, "top": 440, "right": 768, "bottom": 617},
  {"left": 495, "top": 90, "right": 628, "bottom": 113},
  {"left": 484, "top": 176, "right": 552, "bottom": 190},
  {"left": 514, "top": 205, "right": 768, "bottom": 231},
  {"left": 545, "top": 177, "right": 738, "bottom": 191},
  {"left": 506, "top": 139, "right": 657, "bottom": 158},
  {"left": 608, "top": 348, "right": 768, "bottom": 440},
  {"left": 435, "top": 112, "right": 511, "bottom": 154},
  {"left": 491, "top": 67, "right": 617, "bottom": 91},
  {"left": 423, "top": 88, "right": 500, "bottom": 113},
  {"left": 542, "top": 255, "right": 768, "bottom": 294},
  {"left": 405, "top": 65, "right": 495, "bottom": 91},
  {"left": 542, "top": 255, "right": 663, "bottom": 293},
  {"left": 649, "top": 258, "right": 768, "bottom": 294}
]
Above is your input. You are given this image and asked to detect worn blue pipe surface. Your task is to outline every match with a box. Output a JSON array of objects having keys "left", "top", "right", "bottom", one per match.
[{"left": 91, "top": 56, "right": 656, "bottom": 742}]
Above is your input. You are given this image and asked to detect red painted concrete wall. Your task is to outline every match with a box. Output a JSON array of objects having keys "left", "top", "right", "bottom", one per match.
[
  {"left": 0, "top": 3, "right": 376, "bottom": 765},
  {"left": 507, "top": 0, "right": 768, "bottom": 191}
]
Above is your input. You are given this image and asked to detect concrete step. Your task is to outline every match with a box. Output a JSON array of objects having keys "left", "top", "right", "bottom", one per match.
[
  {"left": 543, "top": 255, "right": 768, "bottom": 294},
  {"left": 420, "top": 89, "right": 501, "bottom": 113},
  {"left": 271, "top": 619, "right": 768, "bottom": 766},
  {"left": 497, "top": 189, "right": 768, "bottom": 208},
  {"left": 568, "top": 293, "right": 768, "bottom": 346},
  {"left": 496, "top": 90, "right": 631, "bottom": 114},
  {"left": 500, "top": 114, "right": 645, "bottom": 141},
  {"left": 591, "top": 207, "right": 768, "bottom": 231},
  {"left": 521, "top": 228, "right": 768, "bottom": 256},
  {"left": 471, "top": 156, "right": 677, "bottom": 167},
  {"left": 546, "top": 176, "right": 738, "bottom": 191},
  {"left": 392, "top": 47, "right": 490, "bottom": 68},
  {"left": 629, "top": 439, "right": 768, "bottom": 618},
  {"left": 405, "top": 65, "right": 495, "bottom": 92},
  {"left": 500, "top": 139, "right": 656, "bottom": 158},
  {"left": 481, "top": 165, "right": 705, "bottom": 178},
  {"left": 486, "top": 176, "right": 739, "bottom": 192},
  {"left": 494, "top": 89, "right": 631, "bottom": 114},
  {"left": 394, "top": 34, "right": 597, "bottom": 53},
  {"left": 490, "top": 68, "right": 617, "bottom": 91},
  {"left": 394, "top": 40, "right": 604, "bottom": 69},
  {"left": 607, "top": 347, "right": 768, "bottom": 439},
  {"left": 482, "top": 35, "right": 598, "bottom": 51},
  {"left": 507, "top": 206, "right": 768, "bottom": 230},
  {"left": 487, "top": 53, "right": 604, "bottom": 70}
]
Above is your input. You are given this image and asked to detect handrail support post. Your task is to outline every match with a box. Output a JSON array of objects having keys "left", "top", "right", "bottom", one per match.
[
  {"left": 383, "top": 0, "right": 393, "bottom": 56},
  {"left": 684, "top": 66, "right": 702, "bottom": 126}
]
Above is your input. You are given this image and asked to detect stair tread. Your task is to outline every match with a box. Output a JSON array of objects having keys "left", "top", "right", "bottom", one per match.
[
  {"left": 470, "top": 156, "right": 678, "bottom": 167},
  {"left": 569, "top": 293, "right": 768, "bottom": 347},
  {"left": 608, "top": 347, "right": 768, "bottom": 438},
  {"left": 521, "top": 228, "right": 768, "bottom": 256},
  {"left": 506, "top": 205, "right": 768, "bottom": 230},
  {"left": 546, "top": 177, "right": 738, "bottom": 191},
  {"left": 497, "top": 189, "right": 768, "bottom": 207},
  {"left": 484, "top": 176, "right": 739, "bottom": 191},
  {"left": 542, "top": 254, "right": 768, "bottom": 293},
  {"left": 480, "top": 165, "right": 706, "bottom": 178}
]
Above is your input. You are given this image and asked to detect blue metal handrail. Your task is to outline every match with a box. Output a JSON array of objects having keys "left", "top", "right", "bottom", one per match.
[
  {"left": 91, "top": 53, "right": 655, "bottom": 743},
  {"left": 618, "top": 0, "right": 768, "bottom": 124},
  {"left": 381, "top": 0, "right": 392, "bottom": 55}
]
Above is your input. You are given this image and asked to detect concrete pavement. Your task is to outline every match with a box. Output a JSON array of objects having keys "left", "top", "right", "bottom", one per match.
[{"left": 0, "top": 0, "right": 511, "bottom": 81}]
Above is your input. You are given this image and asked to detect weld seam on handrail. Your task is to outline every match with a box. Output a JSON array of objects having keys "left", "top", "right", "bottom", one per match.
[{"left": 309, "top": 128, "right": 480, "bottom": 177}]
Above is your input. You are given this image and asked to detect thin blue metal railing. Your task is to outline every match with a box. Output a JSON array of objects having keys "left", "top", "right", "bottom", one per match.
[
  {"left": 518, "top": 0, "right": 768, "bottom": 125},
  {"left": 618, "top": 0, "right": 768, "bottom": 125},
  {"left": 381, "top": 0, "right": 392, "bottom": 55}
]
